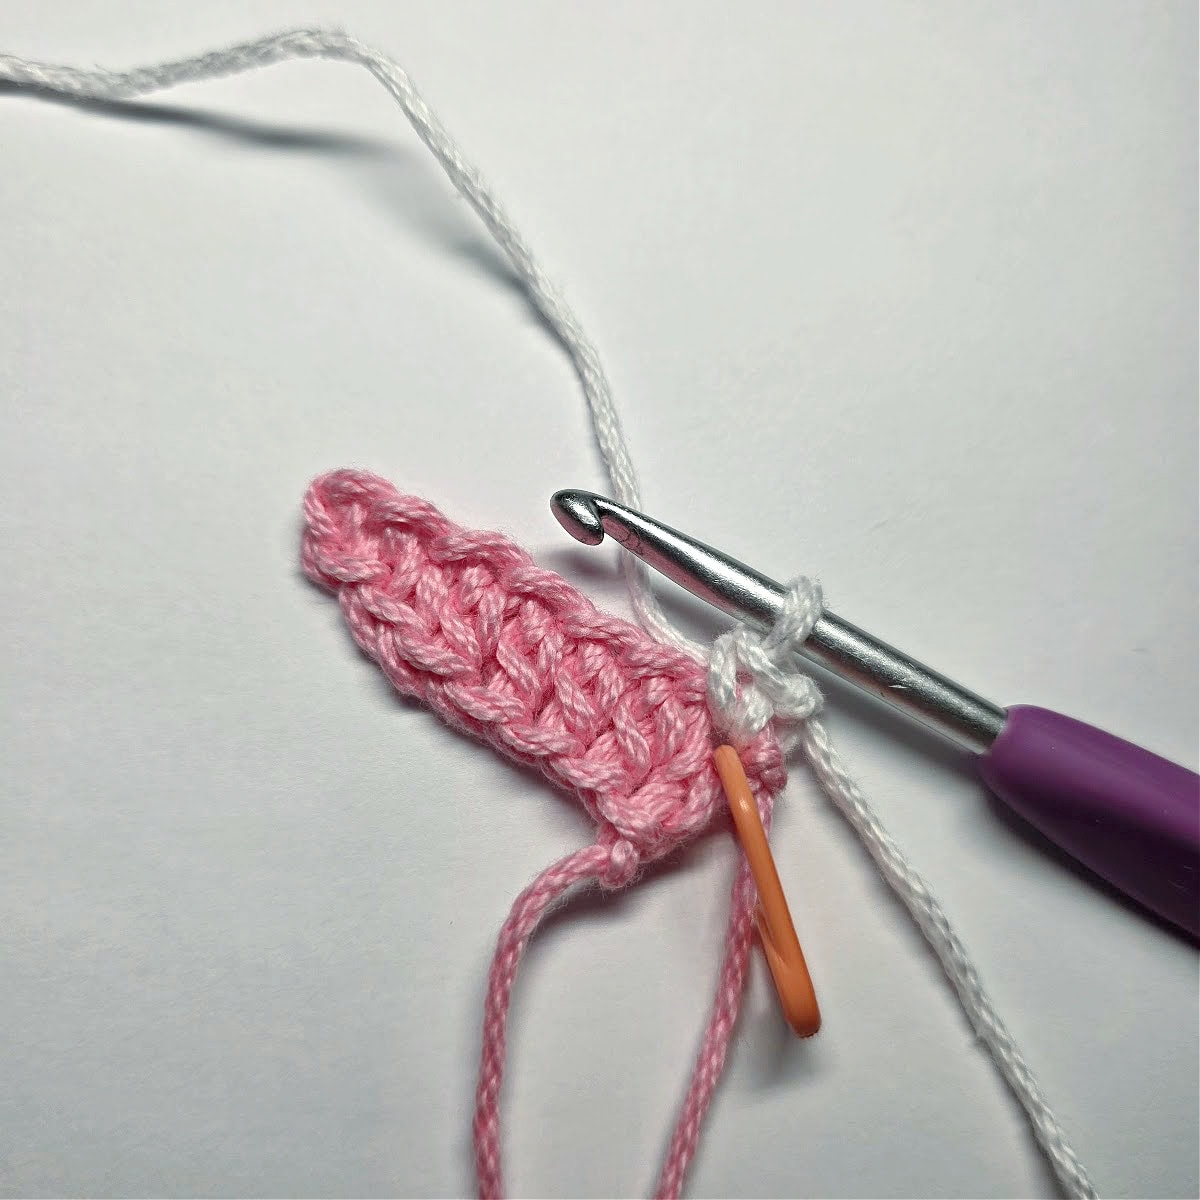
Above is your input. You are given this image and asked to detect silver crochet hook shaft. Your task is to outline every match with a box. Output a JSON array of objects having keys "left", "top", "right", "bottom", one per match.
[
  {"left": 551, "top": 489, "right": 1006, "bottom": 753},
  {"left": 551, "top": 490, "right": 1200, "bottom": 940}
]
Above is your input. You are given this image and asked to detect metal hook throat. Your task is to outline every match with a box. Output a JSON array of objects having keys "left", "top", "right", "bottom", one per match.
[{"left": 551, "top": 489, "right": 1006, "bottom": 754}]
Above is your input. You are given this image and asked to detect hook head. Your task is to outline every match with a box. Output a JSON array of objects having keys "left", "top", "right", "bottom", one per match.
[{"left": 551, "top": 489, "right": 606, "bottom": 546}]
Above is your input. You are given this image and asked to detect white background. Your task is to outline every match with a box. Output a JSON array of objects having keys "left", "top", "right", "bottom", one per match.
[{"left": 1, "top": 3, "right": 1196, "bottom": 1198}]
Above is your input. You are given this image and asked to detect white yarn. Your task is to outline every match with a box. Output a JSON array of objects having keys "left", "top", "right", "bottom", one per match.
[
  {"left": 708, "top": 577, "right": 825, "bottom": 749},
  {"left": 0, "top": 26, "right": 689, "bottom": 655},
  {"left": 709, "top": 583, "right": 1097, "bottom": 1199},
  {"left": 0, "top": 27, "right": 1095, "bottom": 1199}
]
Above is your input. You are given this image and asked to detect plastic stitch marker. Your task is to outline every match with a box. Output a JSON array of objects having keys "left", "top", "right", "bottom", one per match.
[{"left": 713, "top": 745, "right": 821, "bottom": 1038}]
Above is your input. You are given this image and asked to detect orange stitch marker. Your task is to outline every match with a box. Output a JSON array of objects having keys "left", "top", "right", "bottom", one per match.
[{"left": 713, "top": 745, "right": 821, "bottom": 1038}]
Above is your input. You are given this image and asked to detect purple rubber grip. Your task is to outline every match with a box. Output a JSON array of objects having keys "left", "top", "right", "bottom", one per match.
[{"left": 978, "top": 706, "right": 1200, "bottom": 937}]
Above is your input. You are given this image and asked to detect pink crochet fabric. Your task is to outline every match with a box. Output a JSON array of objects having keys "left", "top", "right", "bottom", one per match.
[{"left": 301, "top": 469, "right": 786, "bottom": 1197}]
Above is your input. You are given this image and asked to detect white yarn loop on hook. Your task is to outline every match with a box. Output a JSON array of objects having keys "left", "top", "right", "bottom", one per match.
[{"left": 708, "top": 578, "right": 825, "bottom": 748}]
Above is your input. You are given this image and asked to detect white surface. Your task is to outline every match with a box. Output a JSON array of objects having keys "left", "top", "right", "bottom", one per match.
[{"left": 1, "top": 3, "right": 1196, "bottom": 1197}]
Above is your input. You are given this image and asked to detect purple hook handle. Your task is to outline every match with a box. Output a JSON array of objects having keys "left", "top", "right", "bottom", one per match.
[{"left": 978, "top": 706, "right": 1200, "bottom": 937}]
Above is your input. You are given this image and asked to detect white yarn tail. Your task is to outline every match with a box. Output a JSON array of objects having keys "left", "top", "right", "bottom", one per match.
[
  {"left": 0, "top": 26, "right": 688, "bottom": 654},
  {"left": 708, "top": 580, "right": 1096, "bottom": 1199},
  {"left": 1, "top": 27, "right": 1095, "bottom": 1198},
  {"left": 797, "top": 715, "right": 1095, "bottom": 1197}
]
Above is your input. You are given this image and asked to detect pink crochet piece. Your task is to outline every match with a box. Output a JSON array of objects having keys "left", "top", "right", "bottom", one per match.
[{"left": 301, "top": 469, "right": 787, "bottom": 1198}]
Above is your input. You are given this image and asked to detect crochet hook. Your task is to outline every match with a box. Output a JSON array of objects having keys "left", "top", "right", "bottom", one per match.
[{"left": 550, "top": 489, "right": 1200, "bottom": 938}]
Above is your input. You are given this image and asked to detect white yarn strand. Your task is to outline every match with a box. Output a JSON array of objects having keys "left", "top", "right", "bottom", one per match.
[
  {"left": 1, "top": 28, "right": 1094, "bottom": 1198},
  {"left": 708, "top": 583, "right": 1096, "bottom": 1199},
  {"left": 0, "top": 27, "right": 690, "bottom": 654},
  {"left": 796, "top": 715, "right": 1095, "bottom": 1197}
]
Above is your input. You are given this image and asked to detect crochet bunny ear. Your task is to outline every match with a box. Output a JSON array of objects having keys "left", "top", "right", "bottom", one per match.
[
  {"left": 301, "top": 468, "right": 788, "bottom": 1197},
  {"left": 301, "top": 468, "right": 787, "bottom": 877}
]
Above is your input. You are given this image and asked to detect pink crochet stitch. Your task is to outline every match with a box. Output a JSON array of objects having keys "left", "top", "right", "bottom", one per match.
[{"left": 301, "top": 468, "right": 787, "bottom": 1198}]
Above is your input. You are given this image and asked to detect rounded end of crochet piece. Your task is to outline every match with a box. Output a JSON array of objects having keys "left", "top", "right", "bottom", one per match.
[
  {"left": 551, "top": 489, "right": 605, "bottom": 546},
  {"left": 303, "top": 469, "right": 789, "bottom": 869}
]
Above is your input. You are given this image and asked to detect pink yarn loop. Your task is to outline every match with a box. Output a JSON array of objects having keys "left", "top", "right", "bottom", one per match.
[
  {"left": 301, "top": 469, "right": 787, "bottom": 1197},
  {"left": 596, "top": 832, "right": 641, "bottom": 889}
]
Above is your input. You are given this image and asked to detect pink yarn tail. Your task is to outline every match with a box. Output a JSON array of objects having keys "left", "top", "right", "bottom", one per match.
[
  {"left": 474, "top": 843, "right": 611, "bottom": 1199},
  {"left": 654, "top": 783, "right": 776, "bottom": 1199},
  {"left": 654, "top": 862, "right": 759, "bottom": 1200}
]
